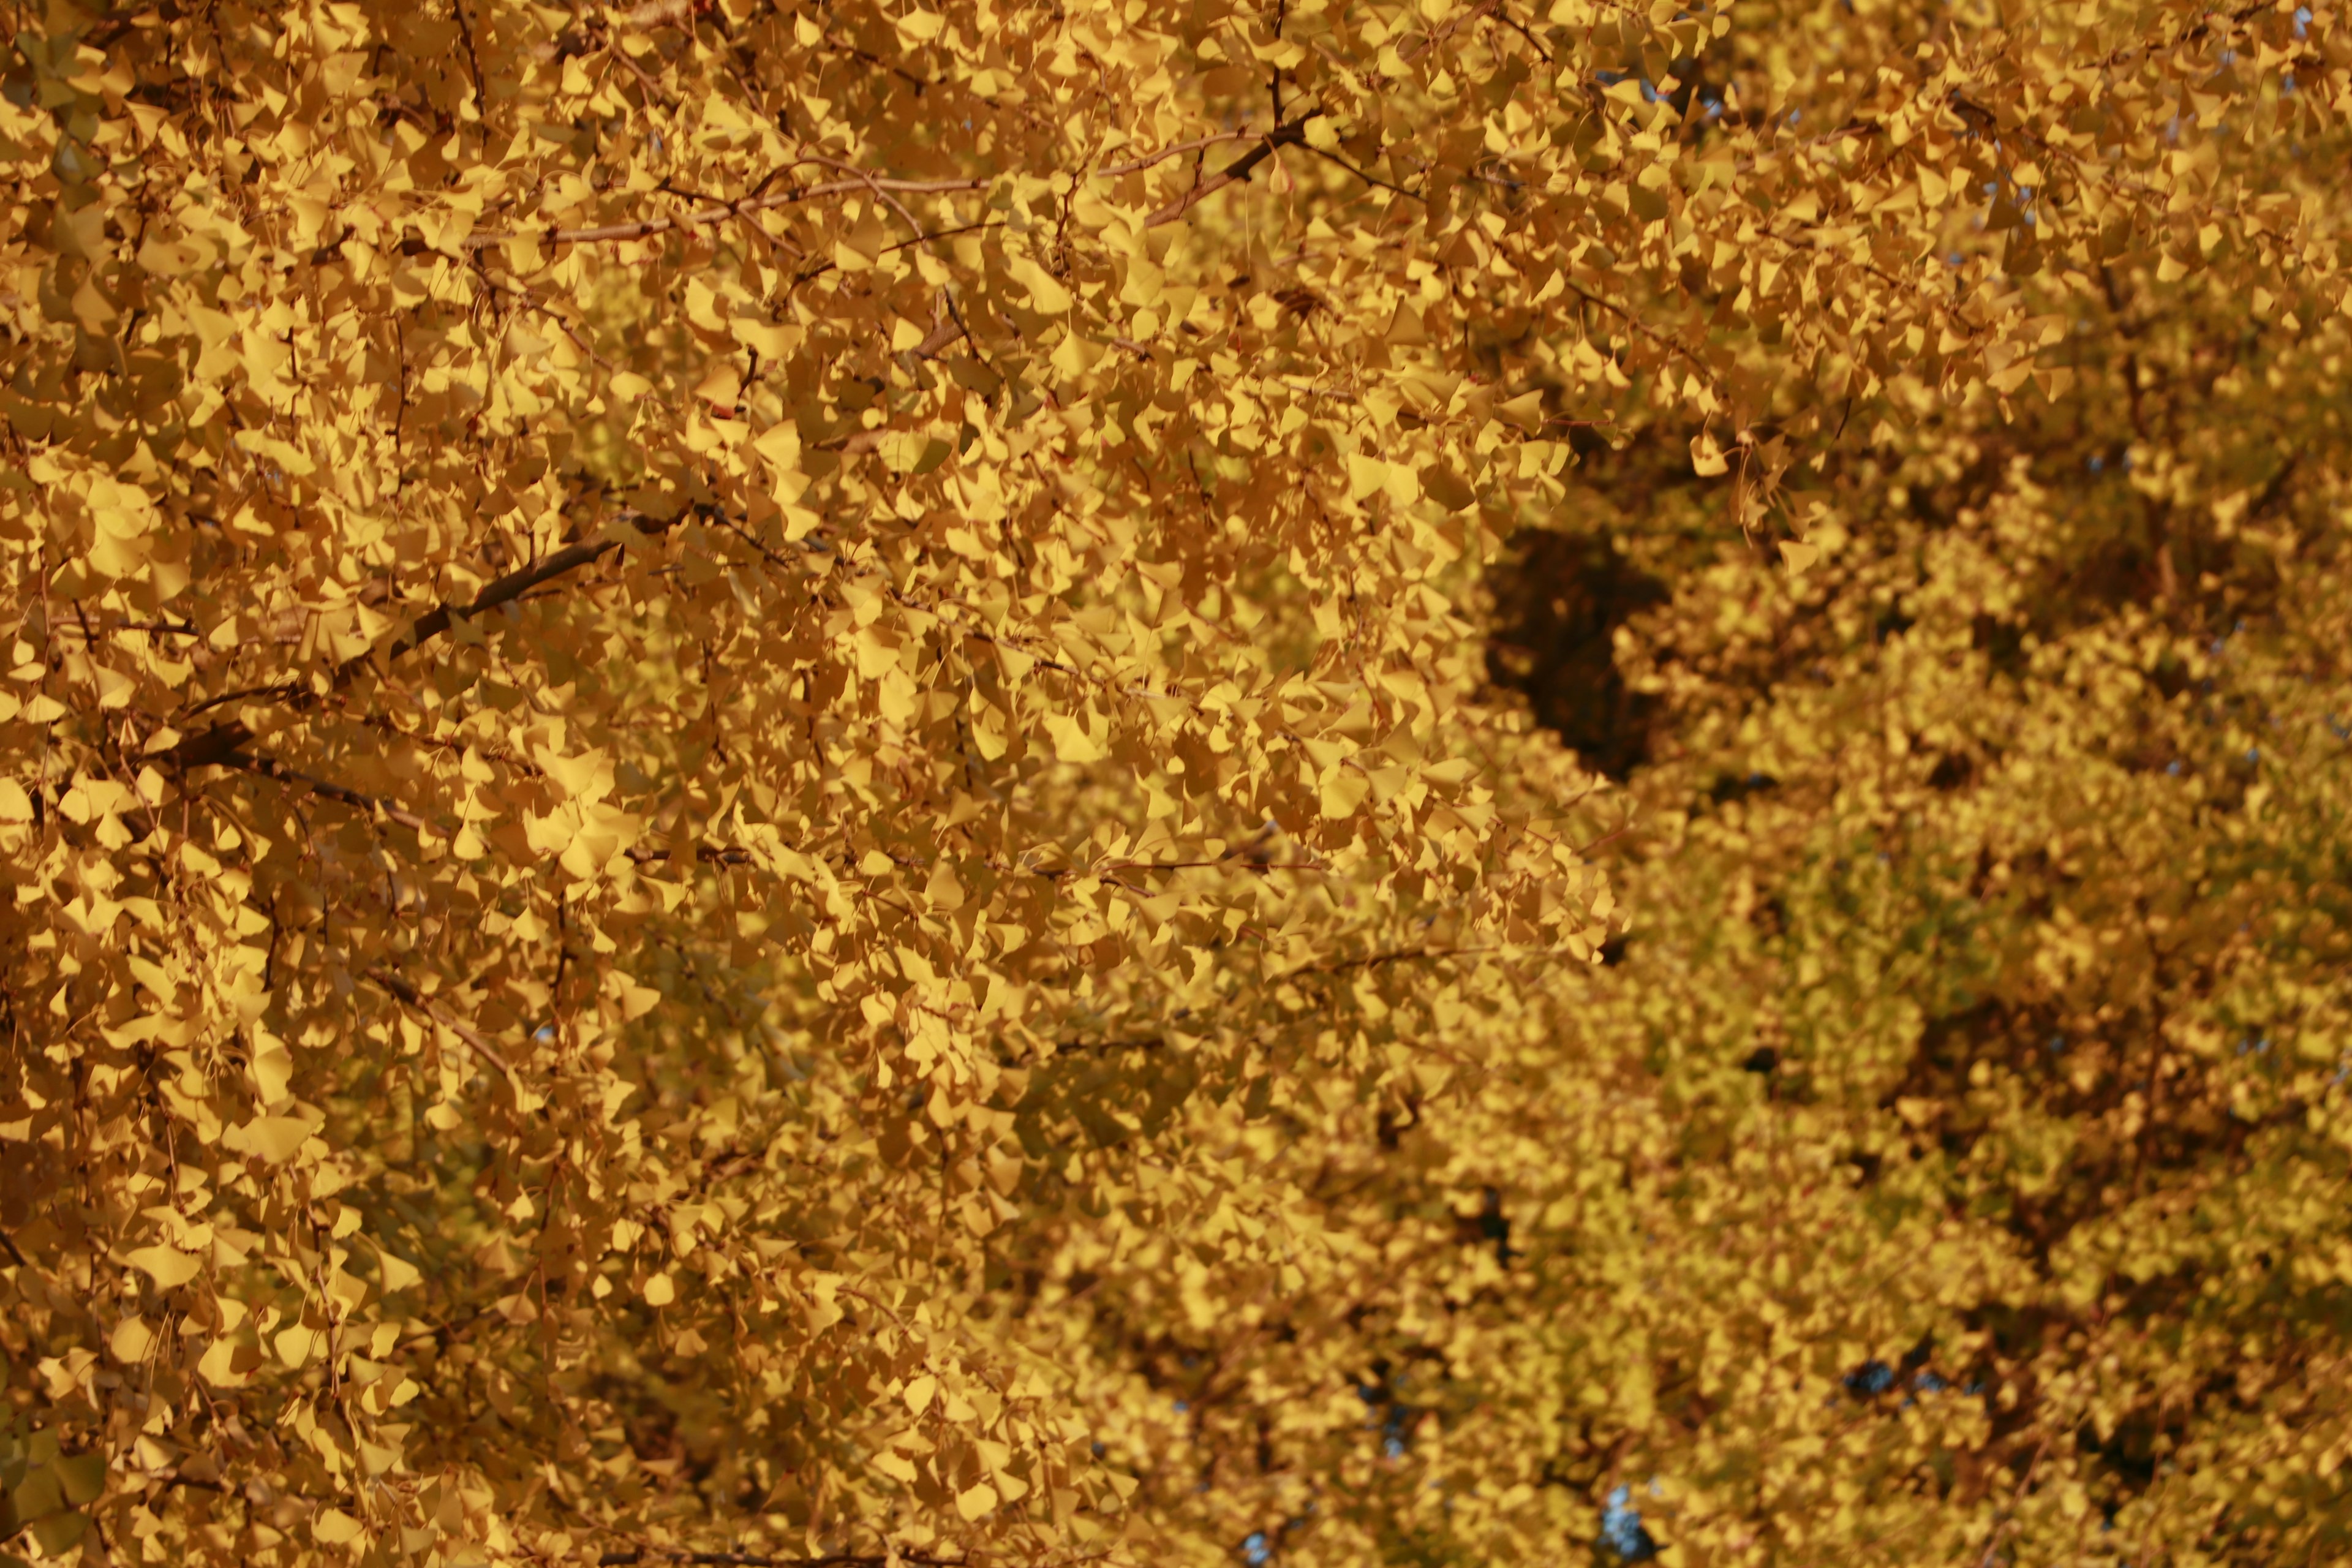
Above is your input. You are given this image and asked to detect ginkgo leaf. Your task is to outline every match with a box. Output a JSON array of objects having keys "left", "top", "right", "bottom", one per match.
[
  {"left": 4, "top": 1, "right": 2346, "bottom": 1565},
  {"left": 125, "top": 1247, "right": 202, "bottom": 1291},
  {"left": 1045, "top": 714, "right": 1107, "bottom": 764},
  {"left": 274, "top": 1326, "right": 314, "bottom": 1369},
  {"left": 311, "top": 1509, "right": 364, "bottom": 1545},
  {"left": 233, "top": 1118, "right": 312, "bottom": 1166},
  {"left": 108, "top": 1317, "right": 154, "bottom": 1364}
]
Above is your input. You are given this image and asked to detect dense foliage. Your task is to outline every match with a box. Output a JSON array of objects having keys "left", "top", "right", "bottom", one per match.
[
  {"left": 0, "top": 0, "right": 2345, "bottom": 1565},
  {"left": 1478, "top": 222, "right": 2352, "bottom": 1566}
]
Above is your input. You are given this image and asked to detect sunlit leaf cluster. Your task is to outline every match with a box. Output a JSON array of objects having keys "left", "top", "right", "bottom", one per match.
[{"left": 0, "top": 0, "right": 2342, "bottom": 1564}]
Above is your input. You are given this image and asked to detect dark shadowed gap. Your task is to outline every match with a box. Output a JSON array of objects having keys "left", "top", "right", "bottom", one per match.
[{"left": 1485, "top": 530, "right": 1670, "bottom": 781}]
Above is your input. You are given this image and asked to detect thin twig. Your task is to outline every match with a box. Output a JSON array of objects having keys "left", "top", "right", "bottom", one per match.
[
  {"left": 216, "top": 752, "right": 432, "bottom": 834},
  {"left": 1145, "top": 113, "right": 1323, "bottom": 228},
  {"left": 170, "top": 514, "right": 676, "bottom": 771},
  {"left": 1976, "top": 1431, "right": 2052, "bottom": 1568},
  {"left": 462, "top": 172, "right": 991, "bottom": 249},
  {"left": 364, "top": 966, "right": 514, "bottom": 1077},
  {"left": 1302, "top": 143, "right": 1421, "bottom": 200},
  {"left": 800, "top": 153, "right": 927, "bottom": 236},
  {"left": 1098, "top": 129, "right": 1262, "bottom": 176}
]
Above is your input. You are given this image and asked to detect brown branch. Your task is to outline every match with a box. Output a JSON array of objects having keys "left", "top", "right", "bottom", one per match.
[
  {"left": 51, "top": 617, "right": 203, "bottom": 640},
  {"left": 1302, "top": 142, "right": 1421, "bottom": 200},
  {"left": 1976, "top": 1432, "right": 2052, "bottom": 1568},
  {"left": 624, "top": 843, "right": 755, "bottom": 867},
  {"left": 364, "top": 966, "right": 514, "bottom": 1077},
  {"left": 1050, "top": 1036, "right": 1168, "bottom": 1057},
  {"left": 215, "top": 752, "right": 433, "bottom": 834},
  {"left": 881, "top": 219, "right": 1002, "bottom": 258},
  {"left": 378, "top": 536, "right": 619, "bottom": 665},
  {"left": 1145, "top": 112, "right": 1322, "bottom": 228},
  {"left": 1485, "top": 5, "right": 1555, "bottom": 62},
  {"left": 464, "top": 173, "right": 991, "bottom": 249},
  {"left": 1116, "top": 859, "right": 1322, "bottom": 873},
  {"left": 1560, "top": 279, "right": 1715, "bottom": 381},
  {"left": 911, "top": 313, "right": 968, "bottom": 358},
  {"left": 1573, "top": 823, "right": 1637, "bottom": 857},
  {"left": 614, "top": 0, "right": 695, "bottom": 26},
  {"left": 603, "top": 43, "right": 677, "bottom": 110},
  {"left": 1298, "top": 945, "right": 1496, "bottom": 975},
  {"left": 798, "top": 153, "right": 927, "bottom": 236},
  {"left": 597, "top": 1551, "right": 977, "bottom": 1568},
  {"left": 170, "top": 516, "right": 671, "bottom": 773},
  {"left": 1097, "top": 129, "right": 1262, "bottom": 177},
  {"left": 159, "top": 1472, "right": 226, "bottom": 1495}
]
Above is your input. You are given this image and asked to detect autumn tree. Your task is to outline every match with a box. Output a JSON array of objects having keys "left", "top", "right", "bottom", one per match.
[
  {"left": 1459, "top": 251, "right": 2352, "bottom": 1568},
  {"left": 0, "top": 0, "right": 2344, "bottom": 1565}
]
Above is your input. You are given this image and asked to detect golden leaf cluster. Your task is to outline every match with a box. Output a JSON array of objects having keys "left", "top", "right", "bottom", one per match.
[{"left": 0, "top": 0, "right": 2342, "bottom": 1564}]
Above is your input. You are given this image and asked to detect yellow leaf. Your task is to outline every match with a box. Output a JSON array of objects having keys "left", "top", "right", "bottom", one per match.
[
  {"left": 693, "top": 362, "right": 742, "bottom": 409},
  {"left": 1496, "top": 390, "right": 1546, "bottom": 432},
  {"left": 1385, "top": 303, "right": 1428, "bottom": 345},
  {"left": 12, "top": 1466, "right": 61, "bottom": 1523},
  {"left": 374, "top": 1241, "right": 424, "bottom": 1294},
  {"left": 1009, "top": 256, "right": 1074, "bottom": 314},
  {"left": 109, "top": 1316, "right": 154, "bottom": 1363},
  {"left": 126, "top": 1245, "right": 202, "bottom": 1290},
  {"left": 1320, "top": 767, "right": 1372, "bottom": 819},
  {"left": 197, "top": 1336, "right": 251, "bottom": 1388},
  {"left": 1046, "top": 713, "right": 1106, "bottom": 763},
  {"left": 235, "top": 1116, "right": 312, "bottom": 1166},
  {"left": 251, "top": 1044, "right": 295, "bottom": 1105},
  {"left": 312, "top": 1507, "right": 365, "bottom": 1545},
  {"left": 1420, "top": 466, "right": 1477, "bottom": 513}
]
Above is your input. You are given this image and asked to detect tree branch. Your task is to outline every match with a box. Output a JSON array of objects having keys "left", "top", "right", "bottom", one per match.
[
  {"left": 1145, "top": 113, "right": 1323, "bottom": 228},
  {"left": 595, "top": 1551, "right": 973, "bottom": 1567},
  {"left": 1098, "top": 129, "right": 1263, "bottom": 177},
  {"left": 1301, "top": 142, "right": 1422, "bottom": 200},
  {"left": 170, "top": 516, "right": 669, "bottom": 773},
  {"left": 464, "top": 172, "right": 991, "bottom": 249},
  {"left": 215, "top": 752, "right": 433, "bottom": 834},
  {"left": 364, "top": 966, "right": 514, "bottom": 1077},
  {"left": 377, "top": 535, "right": 620, "bottom": 668}
]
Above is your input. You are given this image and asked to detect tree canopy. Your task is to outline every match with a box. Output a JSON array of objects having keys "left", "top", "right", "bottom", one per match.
[{"left": 1, "top": 0, "right": 2347, "bottom": 1565}]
